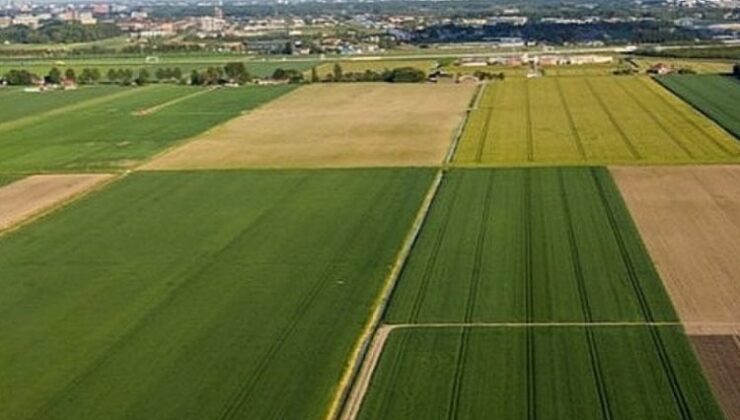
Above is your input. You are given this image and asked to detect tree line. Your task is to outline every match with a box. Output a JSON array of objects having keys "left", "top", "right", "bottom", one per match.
[{"left": 0, "top": 21, "right": 121, "bottom": 44}]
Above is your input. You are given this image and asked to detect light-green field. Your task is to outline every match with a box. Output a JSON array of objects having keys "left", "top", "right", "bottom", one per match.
[
  {"left": 0, "top": 84, "right": 294, "bottom": 171},
  {"left": 386, "top": 168, "right": 676, "bottom": 324},
  {"left": 0, "top": 169, "right": 433, "bottom": 420},
  {"left": 454, "top": 76, "right": 740, "bottom": 165},
  {"left": 358, "top": 327, "right": 723, "bottom": 420},
  {"left": 632, "top": 57, "right": 734, "bottom": 74},
  {"left": 656, "top": 74, "right": 740, "bottom": 139},
  {"left": 0, "top": 85, "right": 123, "bottom": 124}
]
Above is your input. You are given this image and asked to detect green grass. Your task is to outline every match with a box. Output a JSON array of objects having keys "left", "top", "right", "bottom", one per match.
[
  {"left": 655, "top": 74, "right": 740, "bottom": 139},
  {"left": 0, "top": 85, "right": 124, "bottom": 125},
  {"left": 0, "top": 168, "right": 434, "bottom": 420},
  {"left": 0, "top": 173, "right": 22, "bottom": 187},
  {"left": 454, "top": 76, "right": 740, "bottom": 165},
  {"left": 0, "top": 84, "right": 294, "bottom": 171},
  {"left": 358, "top": 326, "right": 723, "bottom": 420},
  {"left": 386, "top": 168, "right": 677, "bottom": 323}
]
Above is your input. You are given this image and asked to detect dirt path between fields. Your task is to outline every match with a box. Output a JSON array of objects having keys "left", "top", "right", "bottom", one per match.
[
  {"left": 0, "top": 174, "right": 115, "bottom": 232},
  {"left": 133, "top": 87, "right": 216, "bottom": 116}
]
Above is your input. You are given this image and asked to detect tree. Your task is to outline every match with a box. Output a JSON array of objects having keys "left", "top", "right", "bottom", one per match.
[
  {"left": 190, "top": 69, "right": 202, "bottom": 86},
  {"left": 119, "top": 69, "right": 134, "bottom": 85},
  {"left": 46, "top": 67, "right": 62, "bottom": 84},
  {"left": 107, "top": 68, "right": 118, "bottom": 83},
  {"left": 78, "top": 68, "right": 100, "bottom": 84},
  {"left": 155, "top": 68, "right": 167, "bottom": 81},
  {"left": 136, "top": 69, "right": 150, "bottom": 85},
  {"left": 734, "top": 63, "right": 739, "bottom": 77},
  {"left": 64, "top": 68, "right": 76, "bottom": 82},
  {"left": 4, "top": 69, "right": 38, "bottom": 85},
  {"left": 333, "top": 63, "right": 343, "bottom": 82},
  {"left": 224, "top": 62, "right": 250, "bottom": 84},
  {"left": 311, "top": 67, "right": 319, "bottom": 83}
]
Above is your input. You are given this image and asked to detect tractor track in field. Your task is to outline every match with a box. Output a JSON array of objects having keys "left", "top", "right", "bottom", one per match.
[
  {"left": 614, "top": 78, "right": 695, "bottom": 159},
  {"left": 132, "top": 87, "right": 217, "bottom": 116},
  {"left": 554, "top": 78, "right": 588, "bottom": 160},
  {"left": 591, "top": 169, "right": 693, "bottom": 420},
  {"left": 524, "top": 81, "right": 535, "bottom": 162},
  {"left": 446, "top": 171, "right": 495, "bottom": 420},
  {"left": 641, "top": 77, "right": 738, "bottom": 155},
  {"left": 474, "top": 85, "right": 497, "bottom": 163},
  {"left": 523, "top": 171, "right": 536, "bottom": 420},
  {"left": 219, "top": 178, "right": 390, "bottom": 420},
  {"left": 583, "top": 78, "right": 642, "bottom": 160},
  {"left": 558, "top": 171, "right": 613, "bottom": 420}
]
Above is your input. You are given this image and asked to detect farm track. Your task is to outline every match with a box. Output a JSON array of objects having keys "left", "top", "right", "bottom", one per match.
[
  {"left": 133, "top": 87, "right": 216, "bottom": 116},
  {"left": 474, "top": 85, "right": 496, "bottom": 163}
]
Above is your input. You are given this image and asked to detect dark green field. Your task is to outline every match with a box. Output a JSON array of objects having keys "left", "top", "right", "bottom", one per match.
[
  {"left": 0, "top": 169, "right": 433, "bottom": 420},
  {"left": 0, "top": 84, "right": 294, "bottom": 171},
  {"left": 386, "top": 168, "right": 677, "bottom": 324},
  {"left": 656, "top": 75, "right": 740, "bottom": 139},
  {"left": 358, "top": 327, "right": 723, "bottom": 420}
]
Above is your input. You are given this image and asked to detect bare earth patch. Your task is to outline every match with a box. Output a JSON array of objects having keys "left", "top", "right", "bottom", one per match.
[
  {"left": 690, "top": 335, "right": 740, "bottom": 419},
  {"left": 144, "top": 83, "right": 475, "bottom": 169},
  {"left": 611, "top": 165, "right": 740, "bottom": 335},
  {"left": 0, "top": 174, "right": 115, "bottom": 231}
]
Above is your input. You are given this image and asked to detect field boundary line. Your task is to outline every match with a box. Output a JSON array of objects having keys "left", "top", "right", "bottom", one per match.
[
  {"left": 0, "top": 86, "right": 154, "bottom": 134},
  {"left": 137, "top": 85, "right": 302, "bottom": 171},
  {"left": 475, "top": 85, "right": 497, "bottom": 163},
  {"left": 132, "top": 86, "right": 217, "bottom": 116},
  {"left": 583, "top": 78, "right": 642, "bottom": 160},
  {"left": 385, "top": 321, "right": 683, "bottom": 328},
  {"left": 0, "top": 172, "right": 125, "bottom": 238},
  {"left": 645, "top": 77, "right": 739, "bottom": 152},
  {"left": 444, "top": 84, "right": 483, "bottom": 165},
  {"left": 328, "top": 170, "right": 445, "bottom": 420}
]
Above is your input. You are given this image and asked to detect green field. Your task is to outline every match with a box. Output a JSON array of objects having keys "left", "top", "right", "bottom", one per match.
[
  {"left": 358, "top": 327, "right": 723, "bottom": 420},
  {"left": 312, "top": 59, "right": 437, "bottom": 77},
  {"left": 0, "top": 85, "right": 124, "bottom": 125},
  {"left": 0, "top": 169, "right": 433, "bottom": 419},
  {"left": 656, "top": 74, "right": 740, "bottom": 139},
  {"left": 386, "top": 168, "right": 676, "bottom": 323},
  {"left": 454, "top": 76, "right": 740, "bottom": 165},
  {"left": 0, "top": 84, "right": 294, "bottom": 171}
]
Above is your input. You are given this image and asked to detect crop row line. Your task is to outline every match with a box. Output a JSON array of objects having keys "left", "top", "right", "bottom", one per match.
[
  {"left": 558, "top": 171, "right": 613, "bottom": 420},
  {"left": 590, "top": 169, "right": 692, "bottom": 420},
  {"left": 220, "top": 178, "right": 390, "bottom": 420},
  {"left": 554, "top": 78, "right": 588, "bottom": 160},
  {"left": 614, "top": 78, "right": 695, "bottom": 159},
  {"left": 583, "top": 78, "right": 642, "bottom": 160}
]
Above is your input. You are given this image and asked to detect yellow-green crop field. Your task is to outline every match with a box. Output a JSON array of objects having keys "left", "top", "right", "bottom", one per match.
[
  {"left": 454, "top": 76, "right": 740, "bottom": 166},
  {"left": 631, "top": 57, "right": 735, "bottom": 74}
]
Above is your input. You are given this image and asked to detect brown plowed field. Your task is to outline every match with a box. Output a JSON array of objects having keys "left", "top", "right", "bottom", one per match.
[
  {"left": 690, "top": 335, "right": 740, "bottom": 419},
  {"left": 0, "top": 174, "right": 114, "bottom": 231},
  {"left": 144, "top": 83, "right": 476, "bottom": 169},
  {"left": 611, "top": 165, "right": 740, "bottom": 335}
]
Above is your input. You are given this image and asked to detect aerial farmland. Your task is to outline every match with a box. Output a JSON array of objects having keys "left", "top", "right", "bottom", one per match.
[{"left": 1, "top": 46, "right": 739, "bottom": 420}]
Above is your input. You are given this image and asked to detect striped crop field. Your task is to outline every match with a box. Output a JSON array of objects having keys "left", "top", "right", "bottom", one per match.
[
  {"left": 655, "top": 74, "right": 740, "bottom": 139},
  {"left": 454, "top": 76, "right": 740, "bottom": 166},
  {"left": 385, "top": 168, "right": 677, "bottom": 324},
  {"left": 0, "top": 169, "right": 433, "bottom": 420},
  {"left": 0, "top": 84, "right": 294, "bottom": 171},
  {"left": 357, "top": 326, "right": 724, "bottom": 420}
]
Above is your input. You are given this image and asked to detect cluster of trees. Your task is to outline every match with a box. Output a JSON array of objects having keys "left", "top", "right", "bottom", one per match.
[
  {"left": 314, "top": 64, "right": 427, "bottom": 83},
  {"left": 0, "top": 22, "right": 121, "bottom": 44},
  {"left": 189, "top": 62, "right": 252, "bottom": 85},
  {"left": 471, "top": 70, "right": 506, "bottom": 81}
]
